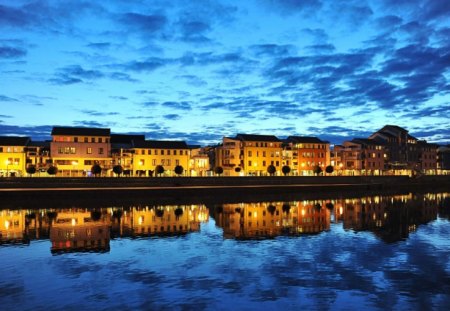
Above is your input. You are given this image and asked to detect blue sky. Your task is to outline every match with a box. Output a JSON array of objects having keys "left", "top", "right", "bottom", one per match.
[{"left": 0, "top": 0, "right": 449, "bottom": 145}]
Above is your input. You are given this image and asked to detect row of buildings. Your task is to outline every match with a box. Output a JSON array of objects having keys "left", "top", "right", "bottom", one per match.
[{"left": 0, "top": 125, "right": 449, "bottom": 177}]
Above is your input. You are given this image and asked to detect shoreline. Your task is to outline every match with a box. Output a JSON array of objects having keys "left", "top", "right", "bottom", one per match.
[{"left": 0, "top": 175, "right": 449, "bottom": 209}]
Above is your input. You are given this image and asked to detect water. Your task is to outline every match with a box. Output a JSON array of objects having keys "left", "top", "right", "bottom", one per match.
[{"left": 1, "top": 192, "right": 450, "bottom": 310}]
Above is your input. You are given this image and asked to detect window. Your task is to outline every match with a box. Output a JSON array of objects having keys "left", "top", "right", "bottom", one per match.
[
  {"left": 263, "top": 161, "right": 266, "bottom": 166},
  {"left": 70, "top": 147, "right": 76, "bottom": 154},
  {"left": 161, "top": 150, "right": 165, "bottom": 155},
  {"left": 99, "top": 148, "right": 104, "bottom": 155},
  {"left": 167, "top": 159, "right": 171, "bottom": 166},
  {"left": 148, "top": 149, "right": 151, "bottom": 155},
  {"left": 74, "top": 137, "right": 78, "bottom": 142},
  {"left": 174, "top": 150, "right": 177, "bottom": 155},
  {"left": 87, "top": 147, "right": 92, "bottom": 154},
  {"left": 167, "top": 150, "right": 171, "bottom": 155},
  {"left": 248, "top": 160, "right": 252, "bottom": 166},
  {"left": 155, "top": 150, "right": 158, "bottom": 155},
  {"left": 58, "top": 147, "right": 64, "bottom": 154},
  {"left": 91, "top": 137, "right": 95, "bottom": 143},
  {"left": 99, "top": 138, "right": 103, "bottom": 143},
  {"left": 248, "top": 151, "right": 252, "bottom": 157},
  {"left": 263, "top": 151, "right": 266, "bottom": 157},
  {"left": 0, "top": 147, "right": 2, "bottom": 152},
  {"left": 84, "top": 137, "right": 88, "bottom": 143},
  {"left": 152, "top": 159, "right": 156, "bottom": 166},
  {"left": 176, "top": 159, "right": 180, "bottom": 166},
  {"left": 64, "top": 147, "right": 70, "bottom": 154}
]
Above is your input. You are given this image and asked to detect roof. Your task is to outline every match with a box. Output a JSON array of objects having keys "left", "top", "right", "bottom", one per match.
[
  {"left": 133, "top": 140, "right": 189, "bottom": 149},
  {"left": 51, "top": 126, "right": 110, "bottom": 136},
  {"left": 110, "top": 134, "right": 145, "bottom": 144},
  {"left": 28, "top": 141, "right": 50, "bottom": 148},
  {"left": 235, "top": 134, "right": 281, "bottom": 142},
  {"left": 287, "top": 136, "right": 328, "bottom": 144},
  {"left": 351, "top": 138, "right": 385, "bottom": 146},
  {"left": 0, "top": 136, "right": 30, "bottom": 146}
]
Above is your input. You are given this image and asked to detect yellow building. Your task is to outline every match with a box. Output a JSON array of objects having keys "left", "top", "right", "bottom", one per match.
[
  {"left": 25, "top": 141, "right": 51, "bottom": 176},
  {"left": 50, "top": 126, "right": 112, "bottom": 176},
  {"left": 189, "top": 146, "right": 210, "bottom": 176},
  {"left": 132, "top": 140, "right": 190, "bottom": 176},
  {"left": 0, "top": 136, "right": 29, "bottom": 177},
  {"left": 216, "top": 134, "right": 283, "bottom": 176}
]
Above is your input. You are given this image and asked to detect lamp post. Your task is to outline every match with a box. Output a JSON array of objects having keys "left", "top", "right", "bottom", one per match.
[{"left": 5, "top": 160, "right": 10, "bottom": 177}]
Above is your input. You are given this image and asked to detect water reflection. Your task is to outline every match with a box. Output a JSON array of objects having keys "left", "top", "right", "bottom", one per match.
[
  {"left": 212, "top": 201, "right": 331, "bottom": 239},
  {"left": 0, "top": 193, "right": 449, "bottom": 252},
  {"left": 0, "top": 205, "right": 209, "bottom": 254}
]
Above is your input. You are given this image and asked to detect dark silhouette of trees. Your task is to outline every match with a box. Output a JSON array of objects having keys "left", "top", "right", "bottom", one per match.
[
  {"left": 214, "top": 166, "right": 223, "bottom": 176},
  {"left": 174, "top": 165, "right": 184, "bottom": 176},
  {"left": 281, "top": 165, "right": 291, "bottom": 176},
  {"left": 282, "top": 203, "right": 291, "bottom": 214},
  {"left": 175, "top": 207, "right": 183, "bottom": 219},
  {"left": 47, "top": 165, "right": 58, "bottom": 176},
  {"left": 234, "top": 167, "right": 241, "bottom": 173},
  {"left": 313, "top": 165, "right": 323, "bottom": 176},
  {"left": 113, "top": 165, "right": 123, "bottom": 177},
  {"left": 267, "top": 204, "right": 276, "bottom": 215},
  {"left": 26, "top": 165, "right": 36, "bottom": 177},
  {"left": 267, "top": 164, "right": 276, "bottom": 176},
  {"left": 91, "top": 163, "right": 102, "bottom": 177},
  {"left": 155, "top": 165, "right": 165, "bottom": 176},
  {"left": 325, "top": 165, "right": 334, "bottom": 175}
]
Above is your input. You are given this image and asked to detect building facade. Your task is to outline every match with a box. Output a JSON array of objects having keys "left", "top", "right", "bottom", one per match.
[
  {"left": 285, "top": 136, "right": 330, "bottom": 175},
  {"left": 51, "top": 127, "right": 112, "bottom": 176},
  {"left": 0, "top": 136, "right": 29, "bottom": 177}
]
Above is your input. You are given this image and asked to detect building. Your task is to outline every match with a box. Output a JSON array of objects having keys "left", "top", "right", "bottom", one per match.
[
  {"left": 189, "top": 146, "right": 211, "bottom": 176},
  {"left": 437, "top": 145, "right": 450, "bottom": 174},
  {"left": 285, "top": 136, "right": 330, "bottom": 175},
  {"left": 25, "top": 141, "right": 51, "bottom": 175},
  {"left": 418, "top": 141, "right": 438, "bottom": 175},
  {"left": 132, "top": 140, "right": 190, "bottom": 176},
  {"left": 110, "top": 134, "right": 145, "bottom": 176},
  {"left": 333, "top": 139, "right": 386, "bottom": 175},
  {"left": 50, "top": 126, "right": 112, "bottom": 176},
  {"left": 0, "top": 136, "right": 30, "bottom": 177},
  {"left": 215, "top": 134, "right": 283, "bottom": 176}
]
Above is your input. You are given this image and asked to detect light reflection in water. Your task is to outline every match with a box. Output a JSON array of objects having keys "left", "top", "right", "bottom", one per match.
[{"left": 0, "top": 193, "right": 449, "bottom": 310}]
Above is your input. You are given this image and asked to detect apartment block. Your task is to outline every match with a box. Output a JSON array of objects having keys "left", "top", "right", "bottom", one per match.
[
  {"left": 0, "top": 136, "right": 30, "bottom": 177},
  {"left": 285, "top": 136, "right": 330, "bottom": 176},
  {"left": 50, "top": 126, "right": 111, "bottom": 176}
]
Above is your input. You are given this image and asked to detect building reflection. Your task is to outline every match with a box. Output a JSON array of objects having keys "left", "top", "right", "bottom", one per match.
[
  {"left": 0, "top": 194, "right": 447, "bottom": 248},
  {"left": 0, "top": 205, "right": 209, "bottom": 253},
  {"left": 212, "top": 201, "right": 331, "bottom": 239},
  {"left": 334, "top": 193, "right": 442, "bottom": 242}
]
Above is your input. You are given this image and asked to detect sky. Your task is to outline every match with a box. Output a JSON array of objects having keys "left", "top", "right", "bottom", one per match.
[{"left": 0, "top": 0, "right": 449, "bottom": 145}]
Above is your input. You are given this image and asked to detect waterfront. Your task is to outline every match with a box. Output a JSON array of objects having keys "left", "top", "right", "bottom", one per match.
[{"left": 1, "top": 192, "right": 449, "bottom": 310}]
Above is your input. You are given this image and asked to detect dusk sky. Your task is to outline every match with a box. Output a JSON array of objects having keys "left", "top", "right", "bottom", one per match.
[{"left": 1, "top": 0, "right": 449, "bottom": 145}]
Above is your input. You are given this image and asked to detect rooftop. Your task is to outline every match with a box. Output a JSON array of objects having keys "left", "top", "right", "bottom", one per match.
[
  {"left": 235, "top": 134, "right": 281, "bottom": 142},
  {"left": 287, "top": 136, "right": 328, "bottom": 144},
  {"left": 133, "top": 140, "right": 189, "bottom": 149},
  {"left": 0, "top": 136, "right": 31, "bottom": 146},
  {"left": 51, "top": 126, "right": 111, "bottom": 136}
]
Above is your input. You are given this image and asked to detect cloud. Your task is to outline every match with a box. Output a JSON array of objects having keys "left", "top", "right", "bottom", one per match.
[
  {"left": 263, "top": 0, "right": 323, "bottom": 14},
  {"left": 163, "top": 114, "right": 181, "bottom": 120},
  {"left": 73, "top": 120, "right": 106, "bottom": 128},
  {"left": 305, "top": 44, "right": 335, "bottom": 54},
  {"left": 161, "top": 101, "right": 192, "bottom": 111},
  {"left": 0, "top": 124, "right": 52, "bottom": 140},
  {"left": 81, "top": 110, "right": 120, "bottom": 117},
  {"left": 0, "top": 95, "right": 18, "bottom": 102},
  {"left": 176, "top": 19, "right": 211, "bottom": 43},
  {"left": 86, "top": 42, "right": 111, "bottom": 49},
  {"left": 0, "top": 46, "right": 27, "bottom": 58},
  {"left": 119, "top": 12, "right": 167, "bottom": 36},
  {"left": 0, "top": 4, "right": 34, "bottom": 28}
]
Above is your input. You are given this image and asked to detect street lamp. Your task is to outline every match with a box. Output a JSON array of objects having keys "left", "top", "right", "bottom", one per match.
[
  {"left": 71, "top": 160, "right": 78, "bottom": 177},
  {"left": 5, "top": 160, "right": 11, "bottom": 177}
]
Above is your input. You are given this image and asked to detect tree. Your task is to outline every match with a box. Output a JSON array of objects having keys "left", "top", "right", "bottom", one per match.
[
  {"left": 113, "top": 165, "right": 123, "bottom": 177},
  {"left": 47, "top": 165, "right": 58, "bottom": 176},
  {"left": 174, "top": 165, "right": 184, "bottom": 176},
  {"left": 267, "top": 164, "right": 276, "bottom": 176},
  {"left": 313, "top": 165, "right": 323, "bottom": 176},
  {"left": 267, "top": 204, "right": 276, "bottom": 215},
  {"left": 214, "top": 166, "right": 223, "bottom": 176},
  {"left": 91, "top": 163, "right": 102, "bottom": 177},
  {"left": 281, "top": 165, "right": 291, "bottom": 176},
  {"left": 282, "top": 203, "right": 291, "bottom": 214},
  {"left": 234, "top": 167, "right": 241, "bottom": 173},
  {"left": 325, "top": 165, "right": 334, "bottom": 175},
  {"left": 26, "top": 165, "right": 36, "bottom": 177},
  {"left": 155, "top": 165, "right": 165, "bottom": 176},
  {"left": 175, "top": 207, "right": 183, "bottom": 219}
]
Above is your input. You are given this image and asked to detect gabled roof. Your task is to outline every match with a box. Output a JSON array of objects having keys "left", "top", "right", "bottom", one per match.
[
  {"left": 133, "top": 140, "right": 189, "bottom": 149},
  {"left": 235, "top": 134, "right": 281, "bottom": 142},
  {"left": 0, "top": 136, "right": 31, "bottom": 146},
  {"left": 51, "top": 126, "right": 110, "bottom": 136},
  {"left": 28, "top": 141, "right": 50, "bottom": 148},
  {"left": 110, "top": 134, "right": 145, "bottom": 144},
  {"left": 287, "top": 136, "right": 328, "bottom": 144}
]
